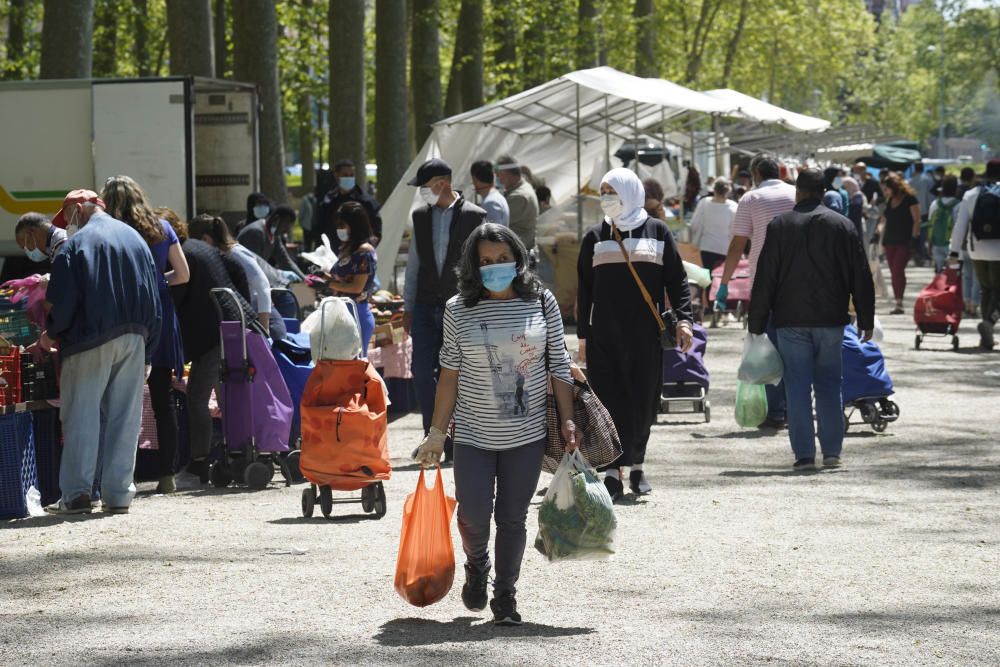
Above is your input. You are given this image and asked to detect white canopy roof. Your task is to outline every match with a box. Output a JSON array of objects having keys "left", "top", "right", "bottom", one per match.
[{"left": 703, "top": 89, "right": 831, "bottom": 133}]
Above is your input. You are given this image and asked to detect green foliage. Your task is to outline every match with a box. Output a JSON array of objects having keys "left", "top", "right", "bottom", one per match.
[
  {"left": 0, "top": 1, "right": 44, "bottom": 79},
  {"left": 277, "top": 0, "right": 329, "bottom": 159}
]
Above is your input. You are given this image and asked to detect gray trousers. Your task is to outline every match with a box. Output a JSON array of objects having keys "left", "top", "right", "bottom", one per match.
[
  {"left": 453, "top": 438, "right": 545, "bottom": 595},
  {"left": 187, "top": 346, "right": 220, "bottom": 460}
]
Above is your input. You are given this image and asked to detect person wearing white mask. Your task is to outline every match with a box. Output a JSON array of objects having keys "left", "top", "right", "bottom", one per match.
[
  {"left": 577, "top": 167, "right": 694, "bottom": 501},
  {"left": 403, "top": 158, "right": 487, "bottom": 438},
  {"left": 15, "top": 212, "right": 66, "bottom": 263},
  {"left": 315, "top": 159, "right": 383, "bottom": 251}
]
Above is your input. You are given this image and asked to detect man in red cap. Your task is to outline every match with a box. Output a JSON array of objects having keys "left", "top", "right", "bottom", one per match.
[{"left": 42, "top": 188, "right": 163, "bottom": 515}]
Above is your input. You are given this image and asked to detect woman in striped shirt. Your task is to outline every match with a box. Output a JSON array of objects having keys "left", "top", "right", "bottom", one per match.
[{"left": 414, "top": 223, "right": 579, "bottom": 626}]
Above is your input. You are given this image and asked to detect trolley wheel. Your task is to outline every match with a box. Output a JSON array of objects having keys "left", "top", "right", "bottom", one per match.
[
  {"left": 914, "top": 334, "right": 922, "bottom": 350},
  {"left": 703, "top": 400, "right": 711, "bottom": 423},
  {"left": 952, "top": 336, "right": 960, "bottom": 351},
  {"left": 285, "top": 450, "right": 303, "bottom": 483},
  {"left": 210, "top": 461, "right": 233, "bottom": 488},
  {"left": 301, "top": 485, "right": 316, "bottom": 518},
  {"left": 319, "top": 485, "right": 333, "bottom": 518},
  {"left": 884, "top": 400, "right": 900, "bottom": 417},
  {"left": 245, "top": 462, "right": 271, "bottom": 490},
  {"left": 361, "top": 485, "right": 375, "bottom": 513},
  {"left": 373, "top": 482, "right": 387, "bottom": 519},
  {"left": 872, "top": 419, "right": 888, "bottom": 433}
]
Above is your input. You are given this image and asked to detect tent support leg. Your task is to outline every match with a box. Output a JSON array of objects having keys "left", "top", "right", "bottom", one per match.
[
  {"left": 633, "top": 101, "right": 640, "bottom": 175},
  {"left": 576, "top": 83, "right": 583, "bottom": 242}
]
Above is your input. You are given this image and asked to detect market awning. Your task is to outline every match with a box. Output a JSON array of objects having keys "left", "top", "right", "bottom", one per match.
[{"left": 702, "top": 89, "right": 831, "bottom": 133}]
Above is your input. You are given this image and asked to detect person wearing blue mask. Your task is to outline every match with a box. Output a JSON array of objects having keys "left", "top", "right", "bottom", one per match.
[
  {"left": 15, "top": 212, "right": 67, "bottom": 263},
  {"left": 315, "top": 159, "right": 383, "bottom": 252},
  {"left": 414, "top": 222, "right": 579, "bottom": 627}
]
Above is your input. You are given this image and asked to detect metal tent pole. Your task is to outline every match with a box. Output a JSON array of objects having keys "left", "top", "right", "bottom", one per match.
[
  {"left": 576, "top": 84, "right": 583, "bottom": 241},
  {"left": 633, "top": 101, "right": 640, "bottom": 175},
  {"left": 604, "top": 95, "right": 610, "bottom": 167}
]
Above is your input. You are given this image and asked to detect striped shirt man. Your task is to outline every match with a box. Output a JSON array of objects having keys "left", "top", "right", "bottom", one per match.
[
  {"left": 731, "top": 179, "right": 797, "bottom": 287},
  {"left": 439, "top": 289, "right": 571, "bottom": 450}
]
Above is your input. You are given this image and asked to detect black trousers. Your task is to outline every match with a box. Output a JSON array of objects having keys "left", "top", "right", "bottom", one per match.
[
  {"left": 587, "top": 333, "right": 662, "bottom": 468},
  {"left": 147, "top": 367, "right": 178, "bottom": 476}
]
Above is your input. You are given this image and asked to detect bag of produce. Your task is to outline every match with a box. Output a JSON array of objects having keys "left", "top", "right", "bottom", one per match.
[
  {"left": 734, "top": 380, "right": 768, "bottom": 428},
  {"left": 737, "top": 333, "right": 784, "bottom": 386},
  {"left": 535, "top": 450, "right": 617, "bottom": 562},
  {"left": 394, "top": 466, "right": 457, "bottom": 607}
]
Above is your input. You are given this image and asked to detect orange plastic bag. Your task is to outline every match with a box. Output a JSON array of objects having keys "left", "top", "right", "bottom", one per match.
[
  {"left": 394, "top": 466, "right": 458, "bottom": 607},
  {"left": 300, "top": 359, "right": 390, "bottom": 491}
]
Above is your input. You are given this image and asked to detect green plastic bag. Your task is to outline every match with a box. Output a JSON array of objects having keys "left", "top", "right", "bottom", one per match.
[{"left": 735, "top": 381, "right": 768, "bottom": 428}]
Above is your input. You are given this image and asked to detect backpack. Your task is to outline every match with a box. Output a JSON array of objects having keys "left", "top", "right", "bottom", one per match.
[
  {"left": 971, "top": 183, "right": 1000, "bottom": 242},
  {"left": 930, "top": 198, "right": 959, "bottom": 246}
]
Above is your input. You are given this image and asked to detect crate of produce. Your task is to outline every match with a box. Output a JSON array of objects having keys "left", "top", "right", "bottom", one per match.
[
  {"left": 0, "top": 309, "right": 37, "bottom": 346},
  {"left": 0, "top": 412, "right": 37, "bottom": 519},
  {"left": 32, "top": 408, "right": 62, "bottom": 506},
  {"left": 371, "top": 320, "right": 405, "bottom": 349},
  {"left": 0, "top": 346, "right": 21, "bottom": 406}
]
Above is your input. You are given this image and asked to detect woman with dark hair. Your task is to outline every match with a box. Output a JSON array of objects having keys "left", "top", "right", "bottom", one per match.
[
  {"left": 877, "top": 173, "right": 921, "bottom": 314},
  {"left": 318, "top": 201, "right": 378, "bottom": 354},
  {"left": 238, "top": 192, "right": 271, "bottom": 234},
  {"left": 413, "top": 222, "right": 579, "bottom": 626},
  {"left": 683, "top": 162, "right": 702, "bottom": 215},
  {"left": 642, "top": 177, "right": 668, "bottom": 221},
  {"left": 101, "top": 175, "right": 190, "bottom": 494}
]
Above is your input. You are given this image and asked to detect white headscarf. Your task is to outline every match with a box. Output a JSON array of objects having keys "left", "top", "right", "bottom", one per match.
[{"left": 601, "top": 167, "right": 649, "bottom": 232}]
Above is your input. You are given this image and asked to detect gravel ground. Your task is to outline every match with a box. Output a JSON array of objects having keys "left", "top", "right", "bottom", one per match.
[{"left": 2, "top": 266, "right": 998, "bottom": 666}]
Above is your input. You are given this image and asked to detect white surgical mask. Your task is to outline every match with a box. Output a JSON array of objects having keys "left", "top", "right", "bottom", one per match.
[
  {"left": 66, "top": 223, "right": 79, "bottom": 238},
  {"left": 600, "top": 194, "right": 624, "bottom": 220},
  {"left": 336, "top": 228, "right": 350, "bottom": 242},
  {"left": 833, "top": 177, "right": 843, "bottom": 189},
  {"left": 419, "top": 186, "right": 439, "bottom": 206}
]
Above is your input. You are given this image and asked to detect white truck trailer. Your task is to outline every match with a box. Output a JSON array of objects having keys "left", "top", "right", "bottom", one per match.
[{"left": 0, "top": 77, "right": 259, "bottom": 262}]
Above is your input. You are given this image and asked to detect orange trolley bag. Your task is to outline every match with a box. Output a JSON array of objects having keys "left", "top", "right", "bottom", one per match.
[{"left": 299, "top": 298, "right": 390, "bottom": 519}]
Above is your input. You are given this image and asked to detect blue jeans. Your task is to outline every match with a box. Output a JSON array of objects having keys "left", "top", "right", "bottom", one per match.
[
  {"left": 59, "top": 334, "right": 146, "bottom": 507},
  {"left": 962, "top": 254, "right": 981, "bottom": 309},
  {"left": 410, "top": 303, "right": 445, "bottom": 433},
  {"left": 764, "top": 314, "right": 786, "bottom": 421},
  {"left": 356, "top": 300, "right": 375, "bottom": 357},
  {"left": 775, "top": 327, "right": 844, "bottom": 461}
]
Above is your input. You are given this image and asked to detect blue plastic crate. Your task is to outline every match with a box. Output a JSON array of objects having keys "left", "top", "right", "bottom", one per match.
[
  {"left": 0, "top": 412, "right": 37, "bottom": 519},
  {"left": 31, "top": 409, "right": 61, "bottom": 506}
]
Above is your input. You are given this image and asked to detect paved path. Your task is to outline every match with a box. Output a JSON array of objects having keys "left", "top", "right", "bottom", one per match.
[{"left": 2, "top": 266, "right": 998, "bottom": 666}]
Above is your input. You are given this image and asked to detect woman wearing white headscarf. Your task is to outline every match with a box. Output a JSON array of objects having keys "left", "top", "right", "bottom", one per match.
[{"left": 577, "top": 167, "right": 693, "bottom": 501}]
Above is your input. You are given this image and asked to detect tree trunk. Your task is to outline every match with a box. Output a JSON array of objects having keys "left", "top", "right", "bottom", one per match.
[
  {"left": 410, "top": 0, "right": 441, "bottom": 147},
  {"left": 214, "top": 0, "right": 229, "bottom": 78},
  {"left": 492, "top": 2, "right": 517, "bottom": 97},
  {"left": 444, "top": 0, "right": 483, "bottom": 115},
  {"left": 375, "top": 0, "right": 409, "bottom": 204},
  {"left": 328, "top": 0, "right": 367, "bottom": 186},
  {"left": 93, "top": 0, "right": 120, "bottom": 77},
  {"left": 40, "top": 0, "right": 95, "bottom": 79},
  {"left": 167, "top": 0, "right": 215, "bottom": 77},
  {"left": 721, "top": 0, "right": 750, "bottom": 84},
  {"left": 634, "top": 0, "right": 656, "bottom": 77},
  {"left": 298, "top": 93, "right": 315, "bottom": 193},
  {"left": 576, "top": 0, "right": 597, "bottom": 70},
  {"left": 233, "top": 0, "right": 286, "bottom": 201},
  {"left": 4, "top": 0, "right": 28, "bottom": 80},
  {"left": 133, "top": 0, "right": 151, "bottom": 76}
]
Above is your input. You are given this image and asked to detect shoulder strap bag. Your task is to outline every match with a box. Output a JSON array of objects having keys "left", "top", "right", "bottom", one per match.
[{"left": 610, "top": 223, "right": 678, "bottom": 349}]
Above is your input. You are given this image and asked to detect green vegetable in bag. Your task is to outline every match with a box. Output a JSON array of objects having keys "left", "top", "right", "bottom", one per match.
[
  {"left": 535, "top": 451, "right": 617, "bottom": 561},
  {"left": 734, "top": 380, "right": 768, "bottom": 428}
]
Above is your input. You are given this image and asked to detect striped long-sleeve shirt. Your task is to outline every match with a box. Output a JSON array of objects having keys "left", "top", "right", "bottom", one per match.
[{"left": 439, "top": 288, "right": 572, "bottom": 450}]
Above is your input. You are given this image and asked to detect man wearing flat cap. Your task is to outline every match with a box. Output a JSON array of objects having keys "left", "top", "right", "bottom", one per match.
[{"left": 403, "top": 158, "right": 487, "bottom": 436}]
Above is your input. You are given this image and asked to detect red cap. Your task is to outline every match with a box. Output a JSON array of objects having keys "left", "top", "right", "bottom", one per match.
[{"left": 51, "top": 189, "right": 105, "bottom": 229}]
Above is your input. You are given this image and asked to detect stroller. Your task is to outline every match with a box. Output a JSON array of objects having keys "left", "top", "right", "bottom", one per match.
[
  {"left": 708, "top": 258, "right": 751, "bottom": 328},
  {"left": 270, "top": 289, "right": 314, "bottom": 477},
  {"left": 842, "top": 325, "right": 899, "bottom": 433},
  {"left": 299, "top": 298, "right": 390, "bottom": 519},
  {"left": 659, "top": 323, "right": 710, "bottom": 422},
  {"left": 209, "top": 288, "right": 295, "bottom": 489},
  {"left": 914, "top": 267, "right": 963, "bottom": 351}
]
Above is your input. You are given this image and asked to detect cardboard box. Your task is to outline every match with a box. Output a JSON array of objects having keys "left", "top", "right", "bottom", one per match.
[{"left": 371, "top": 321, "right": 405, "bottom": 349}]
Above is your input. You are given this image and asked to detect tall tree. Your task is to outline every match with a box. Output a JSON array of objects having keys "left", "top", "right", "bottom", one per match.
[
  {"left": 576, "top": 0, "right": 598, "bottom": 70},
  {"left": 677, "top": 0, "right": 725, "bottom": 84},
  {"left": 167, "top": 0, "right": 215, "bottom": 77},
  {"left": 721, "top": 0, "right": 751, "bottom": 84},
  {"left": 39, "top": 0, "right": 95, "bottom": 79},
  {"left": 492, "top": 0, "right": 518, "bottom": 97},
  {"left": 634, "top": 0, "right": 657, "bottom": 77},
  {"left": 214, "top": 0, "right": 229, "bottom": 78},
  {"left": 92, "top": 0, "right": 119, "bottom": 77},
  {"left": 296, "top": 0, "right": 316, "bottom": 193},
  {"left": 328, "top": 0, "right": 367, "bottom": 184},
  {"left": 410, "top": 0, "right": 441, "bottom": 147},
  {"left": 133, "top": 0, "right": 152, "bottom": 76},
  {"left": 4, "top": 0, "right": 28, "bottom": 80},
  {"left": 444, "top": 0, "right": 483, "bottom": 115},
  {"left": 375, "top": 0, "right": 409, "bottom": 203},
  {"left": 233, "top": 0, "right": 286, "bottom": 201}
]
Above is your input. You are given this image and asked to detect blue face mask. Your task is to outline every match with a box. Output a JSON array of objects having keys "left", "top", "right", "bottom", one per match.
[
  {"left": 24, "top": 242, "right": 47, "bottom": 263},
  {"left": 339, "top": 176, "right": 356, "bottom": 191},
  {"left": 480, "top": 262, "right": 517, "bottom": 293},
  {"left": 253, "top": 205, "right": 270, "bottom": 219}
]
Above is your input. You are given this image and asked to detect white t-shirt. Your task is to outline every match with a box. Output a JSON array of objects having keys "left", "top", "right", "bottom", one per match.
[
  {"left": 690, "top": 198, "right": 738, "bottom": 255},
  {"left": 439, "top": 289, "right": 572, "bottom": 450}
]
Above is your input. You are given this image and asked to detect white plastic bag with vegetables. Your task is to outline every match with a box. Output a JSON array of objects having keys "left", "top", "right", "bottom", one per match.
[{"left": 535, "top": 450, "right": 617, "bottom": 562}]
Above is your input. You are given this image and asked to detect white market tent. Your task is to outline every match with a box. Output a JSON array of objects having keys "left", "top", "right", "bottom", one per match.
[
  {"left": 375, "top": 67, "right": 829, "bottom": 288},
  {"left": 703, "top": 89, "right": 831, "bottom": 133}
]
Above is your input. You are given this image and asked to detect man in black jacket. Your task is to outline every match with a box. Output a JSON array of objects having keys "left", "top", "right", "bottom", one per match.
[
  {"left": 315, "top": 159, "right": 382, "bottom": 250},
  {"left": 749, "top": 169, "right": 875, "bottom": 471},
  {"left": 402, "top": 158, "right": 487, "bottom": 433}
]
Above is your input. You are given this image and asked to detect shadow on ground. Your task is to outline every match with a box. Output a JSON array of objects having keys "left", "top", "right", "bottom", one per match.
[{"left": 373, "top": 616, "right": 594, "bottom": 647}]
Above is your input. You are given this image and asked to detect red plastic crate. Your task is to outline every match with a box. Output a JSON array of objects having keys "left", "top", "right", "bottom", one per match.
[{"left": 0, "top": 347, "right": 21, "bottom": 406}]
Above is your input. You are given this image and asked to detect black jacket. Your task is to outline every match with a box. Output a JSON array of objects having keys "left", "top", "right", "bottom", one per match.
[
  {"left": 170, "top": 239, "right": 255, "bottom": 362},
  {"left": 748, "top": 200, "right": 875, "bottom": 335},
  {"left": 316, "top": 186, "right": 382, "bottom": 249},
  {"left": 413, "top": 197, "right": 486, "bottom": 307}
]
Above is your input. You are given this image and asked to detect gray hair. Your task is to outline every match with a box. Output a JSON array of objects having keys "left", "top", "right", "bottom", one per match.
[
  {"left": 455, "top": 223, "right": 542, "bottom": 308},
  {"left": 713, "top": 179, "right": 732, "bottom": 196}
]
